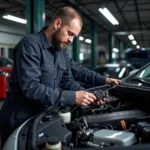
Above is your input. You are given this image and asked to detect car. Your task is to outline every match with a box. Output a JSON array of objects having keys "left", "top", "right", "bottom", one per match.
[
  {"left": 79, "top": 62, "right": 135, "bottom": 89},
  {"left": 124, "top": 48, "right": 150, "bottom": 69},
  {"left": 0, "top": 57, "right": 13, "bottom": 73},
  {"left": 94, "top": 62, "right": 135, "bottom": 79},
  {"left": 0, "top": 57, "right": 13, "bottom": 98},
  {"left": 3, "top": 62, "right": 150, "bottom": 150}
]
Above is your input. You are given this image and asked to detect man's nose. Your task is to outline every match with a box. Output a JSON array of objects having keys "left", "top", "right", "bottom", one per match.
[{"left": 67, "top": 37, "right": 73, "bottom": 44}]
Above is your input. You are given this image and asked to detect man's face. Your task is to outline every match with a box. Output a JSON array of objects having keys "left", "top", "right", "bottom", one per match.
[{"left": 52, "top": 18, "right": 81, "bottom": 50}]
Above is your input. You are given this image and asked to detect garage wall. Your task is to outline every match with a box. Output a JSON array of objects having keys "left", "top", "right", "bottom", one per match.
[
  {"left": 0, "top": 18, "right": 25, "bottom": 45},
  {"left": 0, "top": 18, "right": 107, "bottom": 63},
  {"left": 0, "top": 17, "right": 26, "bottom": 58}
]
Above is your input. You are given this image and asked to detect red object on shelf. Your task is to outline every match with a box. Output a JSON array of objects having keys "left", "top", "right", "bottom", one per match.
[{"left": 0, "top": 72, "right": 6, "bottom": 99}]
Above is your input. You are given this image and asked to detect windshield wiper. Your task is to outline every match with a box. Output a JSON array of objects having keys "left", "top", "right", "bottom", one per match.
[{"left": 130, "top": 77, "right": 150, "bottom": 86}]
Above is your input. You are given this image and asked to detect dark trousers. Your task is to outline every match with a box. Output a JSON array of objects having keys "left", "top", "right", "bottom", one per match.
[
  {"left": 0, "top": 100, "right": 19, "bottom": 147},
  {"left": 0, "top": 99, "right": 32, "bottom": 147},
  {"left": 0, "top": 93, "right": 43, "bottom": 148}
]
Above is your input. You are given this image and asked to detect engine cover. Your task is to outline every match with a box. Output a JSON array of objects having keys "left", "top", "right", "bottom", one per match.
[
  {"left": 85, "top": 110, "right": 147, "bottom": 128},
  {"left": 93, "top": 129, "right": 137, "bottom": 146}
]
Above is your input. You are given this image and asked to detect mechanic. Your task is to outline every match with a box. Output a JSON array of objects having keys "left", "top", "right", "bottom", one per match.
[{"left": 0, "top": 6, "right": 120, "bottom": 147}]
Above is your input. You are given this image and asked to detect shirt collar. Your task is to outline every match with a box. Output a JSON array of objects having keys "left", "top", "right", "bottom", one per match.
[{"left": 39, "top": 27, "right": 52, "bottom": 50}]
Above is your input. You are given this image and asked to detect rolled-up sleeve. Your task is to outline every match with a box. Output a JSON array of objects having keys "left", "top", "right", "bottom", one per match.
[{"left": 16, "top": 39, "right": 75, "bottom": 107}]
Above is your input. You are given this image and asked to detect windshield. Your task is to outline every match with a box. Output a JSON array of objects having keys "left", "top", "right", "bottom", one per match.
[
  {"left": 124, "top": 63, "right": 150, "bottom": 87},
  {"left": 95, "top": 66, "right": 133, "bottom": 79}
]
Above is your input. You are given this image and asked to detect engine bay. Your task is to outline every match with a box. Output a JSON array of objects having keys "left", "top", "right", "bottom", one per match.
[{"left": 18, "top": 84, "right": 150, "bottom": 150}]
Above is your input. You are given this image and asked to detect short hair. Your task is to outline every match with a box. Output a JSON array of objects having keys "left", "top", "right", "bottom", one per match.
[{"left": 51, "top": 7, "right": 83, "bottom": 27}]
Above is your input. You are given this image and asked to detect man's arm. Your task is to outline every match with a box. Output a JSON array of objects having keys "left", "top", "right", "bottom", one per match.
[
  {"left": 15, "top": 39, "right": 75, "bottom": 107},
  {"left": 70, "top": 58, "right": 106, "bottom": 85},
  {"left": 60, "top": 52, "right": 86, "bottom": 91}
]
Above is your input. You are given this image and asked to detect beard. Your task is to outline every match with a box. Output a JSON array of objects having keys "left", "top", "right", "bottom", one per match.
[{"left": 52, "top": 29, "right": 65, "bottom": 50}]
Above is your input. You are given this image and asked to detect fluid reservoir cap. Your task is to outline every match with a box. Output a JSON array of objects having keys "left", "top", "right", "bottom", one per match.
[
  {"left": 42, "top": 115, "right": 52, "bottom": 122},
  {"left": 60, "top": 109, "right": 68, "bottom": 113},
  {"left": 47, "top": 136, "right": 59, "bottom": 145}
]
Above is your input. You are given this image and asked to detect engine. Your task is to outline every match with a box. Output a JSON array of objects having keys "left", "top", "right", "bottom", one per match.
[
  {"left": 21, "top": 85, "right": 150, "bottom": 150},
  {"left": 65, "top": 109, "right": 149, "bottom": 148}
]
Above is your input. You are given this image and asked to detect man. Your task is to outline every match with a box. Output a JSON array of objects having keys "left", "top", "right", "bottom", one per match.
[{"left": 0, "top": 7, "right": 120, "bottom": 146}]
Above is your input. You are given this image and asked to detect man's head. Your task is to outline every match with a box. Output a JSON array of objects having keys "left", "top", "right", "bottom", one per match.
[{"left": 49, "top": 7, "right": 82, "bottom": 50}]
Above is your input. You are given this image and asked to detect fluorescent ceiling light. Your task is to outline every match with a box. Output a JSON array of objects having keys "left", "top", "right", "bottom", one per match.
[
  {"left": 113, "top": 48, "right": 119, "bottom": 53},
  {"left": 128, "top": 34, "right": 134, "bottom": 40},
  {"left": 79, "top": 53, "right": 84, "bottom": 60},
  {"left": 79, "top": 36, "right": 84, "bottom": 41},
  {"left": 116, "top": 68, "right": 120, "bottom": 72},
  {"left": 119, "top": 67, "right": 126, "bottom": 78},
  {"left": 132, "top": 40, "right": 137, "bottom": 45},
  {"left": 85, "top": 39, "right": 91, "bottom": 44},
  {"left": 136, "top": 45, "right": 140, "bottom": 48},
  {"left": 2, "top": 14, "right": 27, "bottom": 24},
  {"left": 112, "top": 52, "right": 116, "bottom": 59},
  {"left": 98, "top": 7, "right": 119, "bottom": 25}
]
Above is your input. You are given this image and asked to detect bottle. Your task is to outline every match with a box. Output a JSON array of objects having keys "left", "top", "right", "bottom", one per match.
[
  {"left": 58, "top": 110, "right": 71, "bottom": 123},
  {"left": 46, "top": 136, "right": 61, "bottom": 150}
]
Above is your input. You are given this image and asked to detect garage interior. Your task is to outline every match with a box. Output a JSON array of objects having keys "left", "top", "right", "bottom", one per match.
[
  {"left": 0, "top": 0, "right": 150, "bottom": 68},
  {"left": 0, "top": 0, "right": 150, "bottom": 150}
]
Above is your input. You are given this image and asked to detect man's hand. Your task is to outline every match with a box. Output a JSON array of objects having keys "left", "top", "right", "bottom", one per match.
[
  {"left": 105, "top": 78, "right": 121, "bottom": 85},
  {"left": 92, "top": 90, "right": 108, "bottom": 105},
  {"left": 92, "top": 94, "right": 108, "bottom": 105},
  {"left": 75, "top": 91, "right": 97, "bottom": 106}
]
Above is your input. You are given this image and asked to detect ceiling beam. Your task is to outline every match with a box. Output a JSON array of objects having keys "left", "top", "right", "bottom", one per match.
[
  {"left": 113, "top": 0, "right": 130, "bottom": 30},
  {"left": 128, "top": 1, "right": 150, "bottom": 5},
  {"left": 133, "top": 39, "right": 150, "bottom": 41},
  {"left": 63, "top": 0, "right": 129, "bottom": 46},
  {"left": 121, "top": 0, "right": 130, "bottom": 9},
  {"left": 1, "top": 7, "right": 24, "bottom": 13},
  {"left": 63, "top": 0, "right": 110, "bottom": 31},
  {"left": 77, "top": 0, "right": 110, "bottom": 6},
  {"left": 113, "top": 30, "right": 150, "bottom": 35},
  {"left": 133, "top": 0, "right": 145, "bottom": 47},
  {"left": 113, "top": 8, "right": 150, "bottom": 14}
]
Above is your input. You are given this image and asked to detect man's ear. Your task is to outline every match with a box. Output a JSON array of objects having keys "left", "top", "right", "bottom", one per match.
[{"left": 54, "top": 18, "right": 62, "bottom": 29}]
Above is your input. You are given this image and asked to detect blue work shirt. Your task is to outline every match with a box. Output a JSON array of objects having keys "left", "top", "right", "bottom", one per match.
[
  {"left": 0, "top": 28, "right": 86, "bottom": 137},
  {"left": 70, "top": 58, "right": 106, "bottom": 85},
  {"left": 7, "top": 27, "right": 84, "bottom": 112}
]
